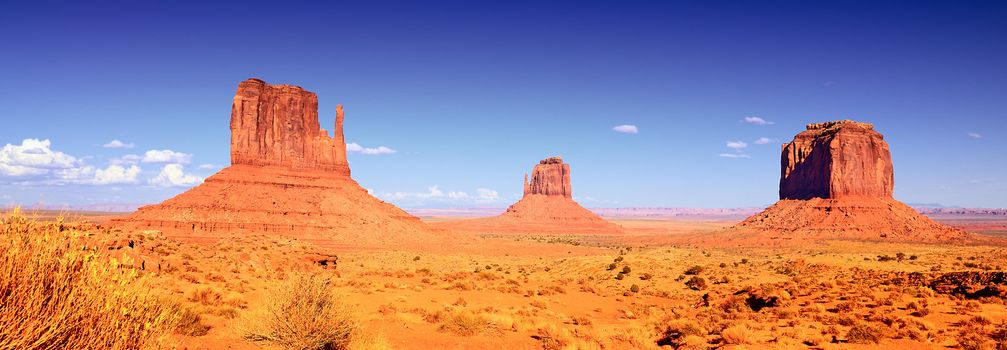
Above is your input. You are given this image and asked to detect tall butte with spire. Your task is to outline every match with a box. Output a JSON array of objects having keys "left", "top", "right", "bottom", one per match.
[
  {"left": 436, "top": 157, "right": 622, "bottom": 234},
  {"left": 736, "top": 120, "right": 965, "bottom": 241},
  {"left": 116, "top": 78, "right": 433, "bottom": 244}
]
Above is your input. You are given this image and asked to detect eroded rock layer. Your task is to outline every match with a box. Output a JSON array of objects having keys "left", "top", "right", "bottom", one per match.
[
  {"left": 737, "top": 197, "right": 963, "bottom": 241},
  {"left": 230, "top": 78, "right": 349, "bottom": 174},
  {"left": 780, "top": 120, "right": 892, "bottom": 200},
  {"left": 738, "top": 120, "right": 965, "bottom": 241},
  {"left": 119, "top": 165, "right": 428, "bottom": 241},
  {"left": 116, "top": 79, "right": 434, "bottom": 243},
  {"left": 524, "top": 157, "right": 572, "bottom": 198},
  {"left": 437, "top": 157, "right": 621, "bottom": 234}
]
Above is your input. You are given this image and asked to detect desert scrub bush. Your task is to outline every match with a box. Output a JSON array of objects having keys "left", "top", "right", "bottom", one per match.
[
  {"left": 242, "top": 272, "right": 360, "bottom": 350},
  {"left": 719, "top": 323, "right": 755, "bottom": 344},
  {"left": 175, "top": 307, "right": 211, "bottom": 336},
  {"left": 0, "top": 209, "right": 176, "bottom": 349},
  {"left": 438, "top": 311, "right": 497, "bottom": 336},
  {"left": 655, "top": 319, "right": 707, "bottom": 348},
  {"left": 685, "top": 276, "right": 707, "bottom": 290},
  {"left": 846, "top": 323, "right": 882, "bottom": 344}
]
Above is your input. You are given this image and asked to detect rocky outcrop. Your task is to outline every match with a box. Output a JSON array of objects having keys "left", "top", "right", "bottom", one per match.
[
  {"left": 779, "top": 120, "right": 893, "bottom": 200},
  {"left": 523, "top": 157, "right": 572, "bottom": 198},
  {"left": 436, "top": 157, "right": 621, "bottom": 234},
  {"left": 230, "top": 78, "right": 349, "bottom": 174},
  {"left": 116, "top": 79, "right": 437, "bottom": 245},
  {"left": 737, "top": 119, "right": 965, "bottom": 242}
]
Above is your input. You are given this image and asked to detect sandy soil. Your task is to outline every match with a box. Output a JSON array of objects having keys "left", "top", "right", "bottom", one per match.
[{"left": 68, "top": 214, "right": 1007, "bottom": 349}]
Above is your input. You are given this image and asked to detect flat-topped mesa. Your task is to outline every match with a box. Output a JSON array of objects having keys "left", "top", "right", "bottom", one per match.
[
  {"left": 523, "top": 156, "right": 572, "bottom": 198},
  {"left": 736, "top": 118, "right": 965, "bottom": 242},
  {"left": 779, "top": 119, "right": 893, "bottom": 200},
  {"left": 230, "top": 78, "right": 349, "bottom": 175}
]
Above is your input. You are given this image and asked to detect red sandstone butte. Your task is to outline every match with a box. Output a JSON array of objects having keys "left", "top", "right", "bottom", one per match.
[
  {"left": 737, "top": 120, "right": 965, "bottom": 241},
  {"left": 229, "top": 79, "right": 349, "bottom": 173},
  {"left": 115, "top": 79, "right": 435, "bottom": 245},
  {"left": 524, "top": 157, "right": 572, "bottom": 198},
  {"left": 779, "top": 120, "right": 893, "bottom": 200},
  {"left": 436, "top": 157, "right": 622, "bottom": 235}
]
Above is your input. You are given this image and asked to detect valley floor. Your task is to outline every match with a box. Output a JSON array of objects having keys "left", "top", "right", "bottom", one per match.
[{"left": 66, "top": 215, "right": 1007, "bottom": 349}]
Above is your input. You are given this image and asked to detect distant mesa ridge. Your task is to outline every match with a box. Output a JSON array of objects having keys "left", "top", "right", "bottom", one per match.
[
  {"left": 738, "top": 119, "right": 966, "bottom": 241},
  {"left": 435, "top": 156, "right": 622, "bottom": 234}
]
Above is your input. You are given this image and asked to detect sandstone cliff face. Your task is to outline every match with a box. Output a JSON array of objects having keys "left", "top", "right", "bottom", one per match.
[
  {"left": 523, "top": 156, "right": 572, "bottom": 198},
  {"left": 779, "top": 120, "right": 893, "bottom": 200},
  {"left": 230, "top": 78, "right": 349, "bottom": 174}
]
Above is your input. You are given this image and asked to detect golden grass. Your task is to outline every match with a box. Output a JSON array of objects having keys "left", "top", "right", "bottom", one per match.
[
  {"left": 0, "top": 208, "right": 176, "bottom": 349},
  {"left": 241, "top": 271, "right": 361, "bottom": 350}
]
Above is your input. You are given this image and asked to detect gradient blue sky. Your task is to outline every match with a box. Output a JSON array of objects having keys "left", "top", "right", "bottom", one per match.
[{"left": 1, "top": 0, "right": 1004, "bottom": 209}]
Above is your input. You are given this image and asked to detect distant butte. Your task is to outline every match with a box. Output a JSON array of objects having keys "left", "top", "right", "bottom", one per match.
[
  {"left": 436, "top": 156, "right": 622, "bottom": 234},
  {"left": 736, "top": 120, "right": 967, "bottom": 241},
  {"left": 114, "top": 78, "right": 435, "bottom": 245}
]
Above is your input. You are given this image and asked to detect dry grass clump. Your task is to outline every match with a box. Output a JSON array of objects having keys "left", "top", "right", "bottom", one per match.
[
  {"left": 242, "top": 272, "right": 360, "bottom": 350},
  {"left": 719, "top": 323, "right": 755, "bottom": 344},
  {"left": 533, "top": 324, "right": 602, "bottom": 350},
  {"left": 0, "top": 209, "right": 176, "bottom": 349},
  {"left": 655, "top": 319, "right": 707, "bottom": 348},
  {"left": 846, "top": 322, "right": 882, "bottom": 344},
  {"left": 437, "top": 311, "right": 498, "bottom": 336},
  {"left": 175, "top": 307, "right": 211, "bottom": 336}
]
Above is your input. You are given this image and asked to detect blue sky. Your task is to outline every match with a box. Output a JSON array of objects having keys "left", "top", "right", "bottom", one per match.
[{"left": 1, "top": 0, "right": 1004, "bottom": 209}]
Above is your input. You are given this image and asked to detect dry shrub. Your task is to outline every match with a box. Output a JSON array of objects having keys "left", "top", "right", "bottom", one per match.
[
  {"left": 720, "top": 323, "right": 755, "bottom": 344},
  {"left": 0, "top": 209, "right": 176, "bottom": 349},
  {"left": 175, "top": 307, "right": 211, "bottom": 336},
  {"left": 534, "top": 325, "right": 602, "bottom": 350},
  {"left": 685, "top": 276, "right": 707, "bottom": 291},
  {"left": 242, "top": 272, "right": 359, "bottom": 350},
  {"left": 846, "top": 323, "right": 882, "bottom": 344},
  {"left": 438, "top": 311, "right": 497, "bottom": 336},
  {"left": 187, "top": 287, "right": 224, "bottom": 306},
  {"left": 656, "top": 319, "right": 707, "bottom": 348}
]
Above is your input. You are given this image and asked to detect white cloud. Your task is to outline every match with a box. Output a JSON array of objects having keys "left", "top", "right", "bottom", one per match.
[
  {"left": 0, "top": 139, "right": 171, "bottom": 186},
  {"left": 110, "top": 154, "right": 143, "bottom": 165},
  {"left": 51, "top": 163, "right": 142, "bottom": 185},
  {"left": 142, "top": 149, "right": 192, "bottom": 164},
  {"left": 0, "top": 139, "right": 80, "bottom": 177},
  {"left": 476, "top": 188, "right": 499, "bottom": 200},
  {"left": 753, "top": 137, "right": 775, "bottom": 145},
  {"left": 726, "top": 141, "right": 748, "bottom": 150},
  {"left": 198, "top": 163, "right": 218, "bottom": 169},
  {"left": 612, "top": 125, "right": 639, "bottom": 134},
  {"left": 102, "top": 139, "right": 135, "bottom": 149},
  {"left": 148, "top": 164, "right": 203, "bottom": 187},
  {"left": 968, "top": 132, "right": 982, "bottom": 139},
  {"left": 346, "top": 142, "right": 396, "bottom": 155},
  {"left": 93, "top": 165, "right": 141, "bottom": 184},
  {"left": 381, "top": 185, "right": 502, "bottom": 205},
  {"left": 719, "top": 153, "right": 751, "bottom": 159},
  {"left": 743, "top": 116, "right": 774, "bottom": 125}
]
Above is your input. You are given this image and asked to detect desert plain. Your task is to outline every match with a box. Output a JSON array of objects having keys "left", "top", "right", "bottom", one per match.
[{"left": 4, "top": 208, "right": 1006, "bottom": 349}]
